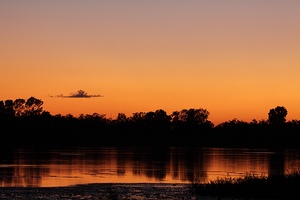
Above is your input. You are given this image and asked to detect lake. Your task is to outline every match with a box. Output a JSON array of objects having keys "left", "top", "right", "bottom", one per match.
[{"left": 0, "top": 146, "right": 300, "bottom": 187}]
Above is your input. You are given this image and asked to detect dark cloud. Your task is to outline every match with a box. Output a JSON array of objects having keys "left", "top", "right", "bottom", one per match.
[{"left": 50, "top": 90, "right": 103, "bottom": 98}]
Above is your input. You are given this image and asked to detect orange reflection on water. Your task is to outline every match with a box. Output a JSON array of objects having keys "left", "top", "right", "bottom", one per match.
[
  {"left": 1, "top": 147, "right": 299, "bottom": 187},
  {"left": 204, "top": 148, "right": 270, "bottom": 182}
]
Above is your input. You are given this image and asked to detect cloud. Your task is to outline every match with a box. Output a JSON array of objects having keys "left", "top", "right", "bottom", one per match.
[{"left": 50, "top": 90, "right": 103, "bottom": 98}]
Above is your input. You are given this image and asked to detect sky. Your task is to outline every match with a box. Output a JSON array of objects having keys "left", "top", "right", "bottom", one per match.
[{"left": 1, "top": 0, "right": 300, "bottom": 125}]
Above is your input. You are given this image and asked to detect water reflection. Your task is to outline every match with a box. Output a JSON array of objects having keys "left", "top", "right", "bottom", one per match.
[{"left": 0, "top": 147, "right": 300, "bottom": 187}]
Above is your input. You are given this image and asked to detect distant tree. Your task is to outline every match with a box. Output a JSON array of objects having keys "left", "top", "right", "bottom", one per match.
[
  {"left": 251, "top": 119, "right": 258, "bottom": 125},
  {"left": 79, "top": 113, "right": 106, "bottom": 121},
  {"left": 24, "top": 97, "right": 44, "bottom": 116},
  {"left": 170, "top": 108, "right": 213, "bottom": 129},
  {"left": 144, "top": 111, "right": 155, "bottom": 122},
  {"left": 4, "top": 100, "right": 15, "bottom": 117},
  {"left": 217, "top": 118, "right": 245, "bottom": 127},
  {"left": 116, "top": 113, "right": 127, "bottom": 123},
  {"left": 154, "top": 109, "right": 171, "bottom": 123},
  {"left": 179, "top": 108, "right": 210, "bottom": 125},
  {"left": 130, "top": 112, "right": 146, "bottom": 123},
  {"left": 171, "top": 111, "right": 180, "bottom": 123},
  {"left": 65, "top": 114, "right": 74, "bottom": 119},
  {"left": 268, "top": 106, "right": 288, "bottom": 125},
  {"left": 0, "top": 101, "right": 5, "bottom": 116},
  {"left": 144, "top": 109, "right": 171, "bottom": 129},
  {"left": 13, "top": 98, "right": 26, "bottom": 117}
]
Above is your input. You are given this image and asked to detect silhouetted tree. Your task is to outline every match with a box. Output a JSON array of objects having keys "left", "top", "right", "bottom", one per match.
[
  {"left": 13, "top": 98, "right": 26, "bottom": 117},
  {"left": 0, "top": 101, "right": 5, "bottom": 117},
  {"left": 2, "top": 95, "right": 300, "bottom": 148},
  {"left": 216, "top": 118, "right": 248, "bottom": 129},
  {"left": 65, "top": 114, "right": 75, "bottom": 119},
  {"left": 154, "top": 109, "right": 171, "bottom": 126},
  {"left": 24, "top": 97, "right": 44, "bottom": 116},
  {"left": 180, "top": 108, "right": 210, "bottom": 125},
  {"left": 131, "top": 112, "right": 145, "bottom": 121},
  {"left": 116, "top": 113, "right": 127, "bottom": 123},
  {"left": 171, "top": 108, "right": 212, "bottom": 131},
  {"left": 170, "top": 111, "right": 180, "bottom": 123},
  {"left": 144, "top": 109, "right": 171, "bottom": 132},
  {"left": 268, "top": 106, "right": 288, "bottom": 125},
  {"left": 4, "top": 100, "right": 15, "bottom": 117}
]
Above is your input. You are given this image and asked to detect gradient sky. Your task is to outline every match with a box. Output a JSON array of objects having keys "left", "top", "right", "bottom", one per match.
[{"left": 1, "top": 0, "right": 300, "bottom": 125}]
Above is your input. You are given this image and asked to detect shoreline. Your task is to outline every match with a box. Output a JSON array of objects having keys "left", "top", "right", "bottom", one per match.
[
  {"left": 0, "top": 183, "right": 199, "bottom": 200},
  {"left": 0, "top": 183, "right": 279, "bottom": 200}
]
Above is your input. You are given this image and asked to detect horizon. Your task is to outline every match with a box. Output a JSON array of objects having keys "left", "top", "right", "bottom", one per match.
[
  {"left": 0, "top": 95, "right": 294, "bottom": 126},
  {"left": 1, "top": 0, "right": 300, "bottom": 125}
]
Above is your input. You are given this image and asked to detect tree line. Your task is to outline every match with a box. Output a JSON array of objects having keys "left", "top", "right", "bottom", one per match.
[{"left": 1, "top": 96, "right": 300, "bottom": 148}]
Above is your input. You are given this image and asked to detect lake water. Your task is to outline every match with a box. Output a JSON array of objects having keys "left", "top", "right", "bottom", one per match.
[{"left": 1, "top": 147, "right": 300, "bottom": 187}]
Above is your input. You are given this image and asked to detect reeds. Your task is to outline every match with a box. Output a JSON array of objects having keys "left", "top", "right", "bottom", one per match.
[{"left": 191, "top": 170, "right": 300, "bottom": 199}]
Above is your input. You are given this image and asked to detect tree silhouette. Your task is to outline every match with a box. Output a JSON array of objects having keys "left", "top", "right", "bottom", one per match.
[
  {"left": 1, "top": 96, "right": 300, "bottom": 148},
  {"left": 24, "top": 97, "right": 44, "bottom": 116},
  {"left": 0, "top": 101, "right": 5, "bottom": 117},
  {"left": 13, "top": 98, "right": 26, "bottom": 117},
  {"left": 268, "top": 106, "right": 288, "bottom": 125},
  {"left": 116, "top": 113, "right": 127, "bottom": 123},
  {"left": 4, "top": 100, "right": 15, "bottom": 117},
  {"left": 186, "top": 109, "right": 209, "bottom": 124}
]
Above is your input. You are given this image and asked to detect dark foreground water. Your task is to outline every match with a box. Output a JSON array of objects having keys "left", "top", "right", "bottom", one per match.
[{"left": 0, "top": 146, "right": 300, "bottom": 187}]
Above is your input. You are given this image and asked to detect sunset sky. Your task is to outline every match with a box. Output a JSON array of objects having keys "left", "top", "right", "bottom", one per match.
[{"left": 1, "top": 0, "right": 300, "bottom": 125}]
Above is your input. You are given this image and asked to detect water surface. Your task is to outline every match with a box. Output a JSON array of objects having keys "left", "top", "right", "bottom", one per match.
[{"left": 0, "top": 147, "right": 299, "bottom": 187}]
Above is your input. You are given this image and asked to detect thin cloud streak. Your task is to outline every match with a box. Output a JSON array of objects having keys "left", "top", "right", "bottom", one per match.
[{"left": 50, "top": 90, "right": 103, "bottom": 98}]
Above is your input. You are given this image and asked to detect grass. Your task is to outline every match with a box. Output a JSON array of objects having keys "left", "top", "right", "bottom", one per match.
[{"left": 191, "top": 170, "right": 300, "bottom": 199}]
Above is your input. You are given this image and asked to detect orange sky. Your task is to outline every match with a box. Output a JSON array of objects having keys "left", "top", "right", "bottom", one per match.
[{"left": 1, "top": 0, "right": 300, "bottom": 125}]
